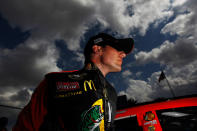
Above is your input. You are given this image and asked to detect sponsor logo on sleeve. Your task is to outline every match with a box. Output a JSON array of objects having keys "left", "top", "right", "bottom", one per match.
[
  {"left": 84, "top": 80, "right": 96, "bottom": 92},
  {"left": 80, "top": 99, "right": 104, "bottom": 131},
  {"left": 56, "top": 91, "right": 83, "bottom": 98},
  {"left": 56, "top": 82, "right": 80, "bottom": 92}
]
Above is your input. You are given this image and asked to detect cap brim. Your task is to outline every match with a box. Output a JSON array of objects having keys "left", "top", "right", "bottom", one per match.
[{"left": 114, "top": 38, "right": 134, "bottom": 54}]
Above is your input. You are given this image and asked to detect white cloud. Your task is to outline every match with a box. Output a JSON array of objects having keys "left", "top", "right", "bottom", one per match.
[
  {"left": 133, "top": 0, "right": 197, "bottom": 101},
  {"left": 152, "top": 66, "right": 197, "bottom": 97},
  {"left": 134, "top": 38, "right": 197, "bottom": 97},
  {"left": 135, "top": 39, "right": 197, "bottom": 67},
  {"left": 119, "top": 79, "right": 153, "bottom": 102},
  {"left": 119, "top": 65, "right": 197, "bottom": 103},
  {"left": 122, "top": 70, "right": 132, "bottom": 78},
  {"left": 162, "top": 0, "right": 197, "bottom": 40},
  {"left": 172, "top": 0, "right": 187, "bottom": 7},
  {"left": 136, "top": 72, "right": 142, "bottom": 77},
  {"left": 161, "top": 13, "right": 192, "bottom": 36},
  {"left": 126, "top": 0, "right": 173, "bottom": 35}
]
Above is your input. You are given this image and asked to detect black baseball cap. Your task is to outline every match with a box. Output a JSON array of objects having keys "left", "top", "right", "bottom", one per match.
[{"left": 84, "top": 33, "right": 134, "bottom": 58}]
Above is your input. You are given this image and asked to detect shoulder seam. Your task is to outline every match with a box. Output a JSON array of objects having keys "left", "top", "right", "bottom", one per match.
[{"left": 45, "top": 70, "right": 78, "bottom": 76}]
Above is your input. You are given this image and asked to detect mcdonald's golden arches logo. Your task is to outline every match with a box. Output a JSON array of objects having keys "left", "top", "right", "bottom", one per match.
[{"left": 84, "top": 80, "right": 96, "bottom": 91}]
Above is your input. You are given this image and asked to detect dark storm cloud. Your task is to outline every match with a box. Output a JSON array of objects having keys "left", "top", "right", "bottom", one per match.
[
  {"left": 0, "top": 40, "right": 59, "bottom": 93},
  {"left": 0, "top": 88, "right": 31, "bottom": 108},
  {"left": 0, "top": 0, "right": 95, "bottom": 34},
  {"left": 158, "top": 39, "right": 197, "bottom": 67},
  {"left": 0, "top": 0, "right": 95, "bottom": 50},
  {"left": 9, "top": 89, "right": 31, "bottom": 106}
]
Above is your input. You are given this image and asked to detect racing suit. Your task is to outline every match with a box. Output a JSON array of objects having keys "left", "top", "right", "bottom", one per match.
[{"left": 13, "top": 63, "right": 117, "bottom": 131}]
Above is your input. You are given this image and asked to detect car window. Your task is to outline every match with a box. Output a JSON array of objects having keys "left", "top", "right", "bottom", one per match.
[
  {"left": 114, "top": 115, "right": 143, "bottom": 131},
  {"left": 156, "top": 106, "right": 197, "bottom": 131}
]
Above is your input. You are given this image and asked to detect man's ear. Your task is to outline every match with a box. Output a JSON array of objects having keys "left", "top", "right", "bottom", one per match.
[{"left": 92, "top": 45, "right": 102, "bottom": 54}]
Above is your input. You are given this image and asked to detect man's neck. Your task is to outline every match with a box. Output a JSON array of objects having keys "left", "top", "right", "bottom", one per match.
[{"left": 85, "top": 62, "right": 108, "bottom": 77}]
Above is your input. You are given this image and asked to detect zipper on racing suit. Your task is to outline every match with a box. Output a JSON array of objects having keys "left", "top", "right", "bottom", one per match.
[{"left": 103, "top": 85, "right": 112, "bottom": 131}]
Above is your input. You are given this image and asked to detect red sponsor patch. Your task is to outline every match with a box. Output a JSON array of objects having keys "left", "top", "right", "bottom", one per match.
[{"left": 56, "top": 82, "right": 80, "bottom": 91}]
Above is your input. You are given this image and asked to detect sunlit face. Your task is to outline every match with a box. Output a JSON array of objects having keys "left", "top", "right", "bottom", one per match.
[{"left": 100, "top": 45, "right": 126, "bottom": 72}]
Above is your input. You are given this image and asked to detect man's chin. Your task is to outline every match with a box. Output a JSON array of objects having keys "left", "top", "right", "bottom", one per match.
[{"left": 112, "top": 67, "right": 122, "bottom": 72}]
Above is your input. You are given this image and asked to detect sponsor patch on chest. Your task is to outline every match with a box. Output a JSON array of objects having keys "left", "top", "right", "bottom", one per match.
[{"left": 56, "top": 82, "right": 80, "bottom": 91}]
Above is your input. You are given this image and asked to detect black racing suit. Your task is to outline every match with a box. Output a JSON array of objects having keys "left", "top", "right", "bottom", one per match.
[{"left": 14, "top": 63, "right": 117, "bottom": 131}]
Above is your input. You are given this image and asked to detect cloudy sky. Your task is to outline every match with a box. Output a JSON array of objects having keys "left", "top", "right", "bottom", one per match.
[{"left": 0, "top": 0, "right": 197, "bottom": 129}]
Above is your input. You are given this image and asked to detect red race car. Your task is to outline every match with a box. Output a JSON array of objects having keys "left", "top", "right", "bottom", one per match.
[{"left": 115, "top": 95, "right": 197, "bottom": 131}]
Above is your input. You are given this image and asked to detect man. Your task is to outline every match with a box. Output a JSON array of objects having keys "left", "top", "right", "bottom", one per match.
[{"left": 13, "top": 33, "right": 134, "bottom": 131}]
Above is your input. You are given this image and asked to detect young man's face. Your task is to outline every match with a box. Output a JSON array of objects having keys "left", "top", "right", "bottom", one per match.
[{"left": 100, "top": 45, "right": 126, "bottom": 72}]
